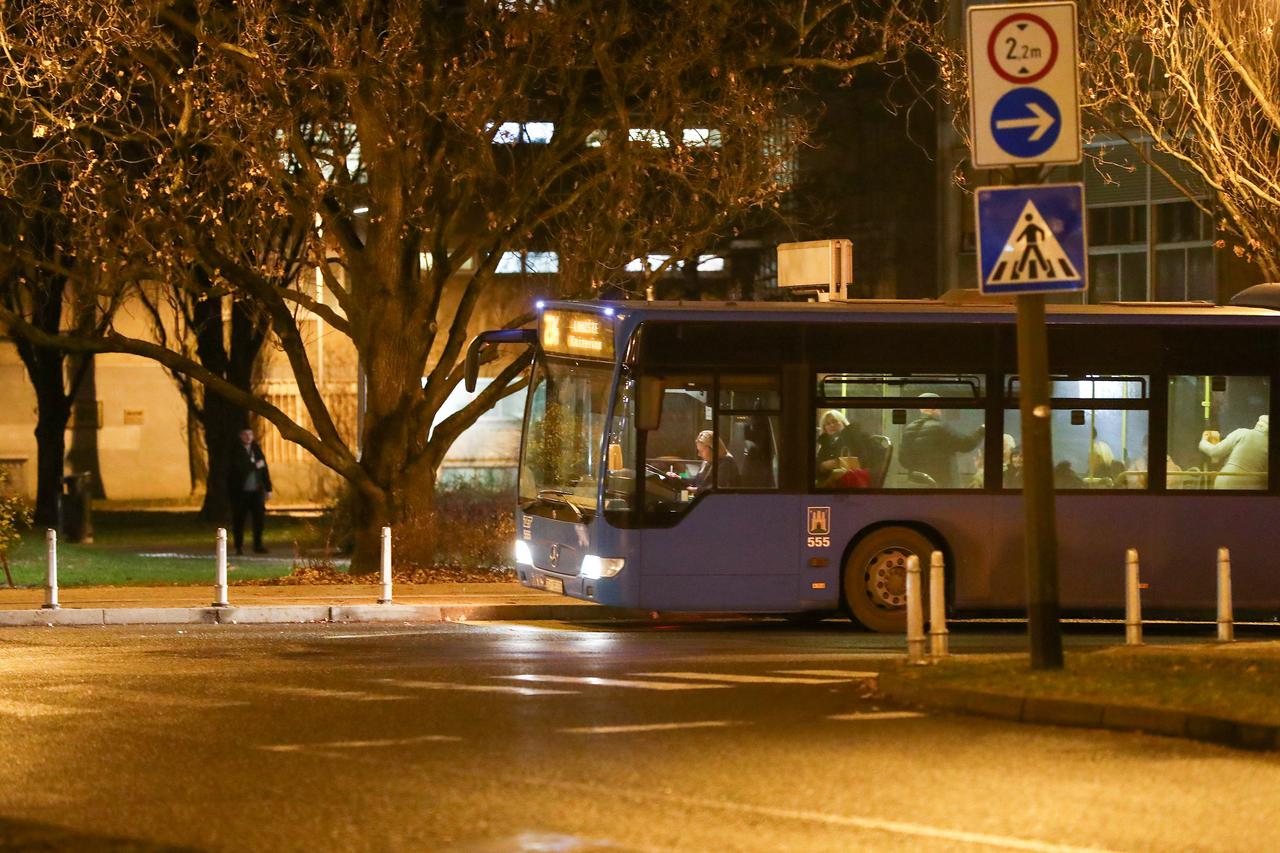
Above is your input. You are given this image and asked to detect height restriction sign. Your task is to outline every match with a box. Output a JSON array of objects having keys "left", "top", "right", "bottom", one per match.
[{"left": 968, "top": 2, "right": 1081, "bottom": 169}]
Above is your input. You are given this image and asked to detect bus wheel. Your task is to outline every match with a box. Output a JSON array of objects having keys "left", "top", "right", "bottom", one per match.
[{"left": 842, "top": 526, "right": 935, "bottom": 633}]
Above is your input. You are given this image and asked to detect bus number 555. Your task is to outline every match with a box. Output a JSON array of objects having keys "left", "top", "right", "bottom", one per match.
[{"left": 807, "top": 536, "right": 830, "bottom": 548}]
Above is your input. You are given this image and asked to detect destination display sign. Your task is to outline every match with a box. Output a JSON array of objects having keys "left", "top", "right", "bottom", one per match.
[{"left": 540, "top": 310, "right": 615, "bottom": 360}]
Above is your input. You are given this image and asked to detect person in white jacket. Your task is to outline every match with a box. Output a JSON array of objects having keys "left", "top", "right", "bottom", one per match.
[{"left": 1200, "top": 415, "right": 1269, "bottom": 490}]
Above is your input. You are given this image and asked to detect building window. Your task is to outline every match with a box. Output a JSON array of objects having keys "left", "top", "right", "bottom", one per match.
[
  {"left": 495, "top": 251, "right": 559, "bottom": 275},
  {"left": 1084, "top": 139, "right": 1216, "bottom": 303}
]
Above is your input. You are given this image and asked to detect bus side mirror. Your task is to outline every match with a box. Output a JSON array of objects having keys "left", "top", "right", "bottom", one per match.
[
  {"left": 464, "top": 329, "right": 537, "bottom": 392},
  {"left": 636, "top": 376, "right": 665, "bottom": 431}
]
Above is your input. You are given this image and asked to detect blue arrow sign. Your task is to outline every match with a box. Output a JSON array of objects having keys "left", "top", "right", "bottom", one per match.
[
  {"left": 976, "top": 183, "right": 1086, "bottom": 295},
  {"left": 990, "top": 87, "right": 1061, "bottom": 159}
]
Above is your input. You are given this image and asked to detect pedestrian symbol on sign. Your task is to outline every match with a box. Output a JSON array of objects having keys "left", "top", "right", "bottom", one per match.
[{"left": 985, "top": 201, "right": 1080, "bottom": 287}]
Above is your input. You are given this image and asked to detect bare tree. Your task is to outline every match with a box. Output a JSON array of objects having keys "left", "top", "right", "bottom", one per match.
[
  {"left": 1084, "top": 0, "right": 1280, "bottom": 281},
  {"left": 924, "top": 0, "right": 1280, "bottom": 281},
  {"left": 0, "top": 0, "right": 931, "bottom": 570}
]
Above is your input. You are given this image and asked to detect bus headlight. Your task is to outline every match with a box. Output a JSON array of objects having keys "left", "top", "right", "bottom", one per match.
[
  {"left": 514, "top": 540, "right": 533, "bottom": 566},
  {"left": 580, "top": 555, "right": 625, "bottom": 579}
]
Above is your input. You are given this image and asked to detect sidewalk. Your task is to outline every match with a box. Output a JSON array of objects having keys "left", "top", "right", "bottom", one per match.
[
  {"left": 0, "top": 582, "right": 634, "bottom": 627},
  {"left": 877, "top": 644, "right": 1280, "bottom": 753}
]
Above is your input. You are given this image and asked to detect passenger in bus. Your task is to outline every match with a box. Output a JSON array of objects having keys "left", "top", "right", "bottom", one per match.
[
  {"left": 692, "top": 429, "right": 739, "bottom": 491},
  {"left": 1004, "top": 447, "right": 1024, "bottom": 488},
  {"left": 1200, "top": 415, "right": 1268, "bottom": 490},
  {"left": 815, "top": 409, "right": 879, "bottom": 486},
  {"left": 900, "top": 394, "right": 983, "bottom": 488},
  {"left": 969, "top": 433, "right": 1016, "bottom": 488},
  {"left": 1054, "top": 460, "right": 1085, "bottom": 489},
  {"left": 1120, "top": 436, "right": 1183, "bottom": 488}
]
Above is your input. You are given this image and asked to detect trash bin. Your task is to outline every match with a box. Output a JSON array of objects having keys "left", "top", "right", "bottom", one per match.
[{"left": 60, "top": 472, "right": 94, "bottom": 544}]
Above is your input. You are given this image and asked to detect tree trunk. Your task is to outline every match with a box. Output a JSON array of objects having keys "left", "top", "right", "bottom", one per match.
[
  {"left": 348, "top": 449, "right": 439, "bottom": 575},
  {"left": 198, "top": 392, "right": 242, "bottom": 523},
  {"left": 191, "top": 292, "right": 265, "bottom": 522},
  {"left": 31, "top": 385, "right": 71, "bottom": 529},
  {"left": 66, "top": 353, "right": 106, "bottom": 500}
]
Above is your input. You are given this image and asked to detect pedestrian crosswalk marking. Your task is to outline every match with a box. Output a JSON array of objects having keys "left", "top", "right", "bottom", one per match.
[
  {"left": 778, "top": 670, "right": 879, "bottom": 680},
  {"left": 633, "top": 671, "right": 852, "bottom": 685},
  {"left": 827, "top": 711, "right": 925, "bottom": 721},
  {"left": 985, "top": 200, "right": 1080, "bottom": 286},
  {"left": 498, "top": 674, "right": 730, "bottom": 691},
  {"left": 259, "top": 734, "right": 460, "bottom": 753},
  {"left": 272, "top": 686, "right": 410, "bottom": 701},
  {"left": 0, "top": 698, "right": 95, "bottom": 718},
  {"left": 44, "top": 684, "right": 248, "bottom": 709},
  {"left": 376, "top": 678, "right": 574, "bottom": 696},
  {"left": 562, "top": 721, "right": 739, "bottom": 735}
]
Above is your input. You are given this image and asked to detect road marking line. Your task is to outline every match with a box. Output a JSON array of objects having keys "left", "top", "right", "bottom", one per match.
[
  {"left": 531, "top": 777, "right": 1115, "bottom": 853},
  {"left": 562, "top": 720, "right": 739, "bottom": 735},
  {"left": 778, "top": 669, "right": 879, "bottom": 680},
  {"left": 43, "top": 684, "right": 248, "bottom": 709},
  {"left": 827, "top": 711, "right": 925, "bottom": 721},
  {"left": 271, "top": 686, "right": 410, "bottom": 702},
  {"left": 0, "top": 698, "right": 94, "bottom": 718},
  {"left": 497, "top": 675, "right": 729, "bottom": 691},
  {"left": 632, "top": 671, "right": 852, "bottom": 685},
  {"left": 376, "top": 678, "right": 575, "bottom": 696},
  {"left": 324, "top": 630, "right": 443, "bottom": 639},
  {"left": 258, "top": 734, "right": 460, "bottom": 753}
]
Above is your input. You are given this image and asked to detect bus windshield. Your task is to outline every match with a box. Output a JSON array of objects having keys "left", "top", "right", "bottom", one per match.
[{"left": 518, "top": 356, "right": 613, "bottom": 517}]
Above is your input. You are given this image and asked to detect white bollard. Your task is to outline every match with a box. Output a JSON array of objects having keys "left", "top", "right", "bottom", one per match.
[
  {"left": 212, "top": 528, "right": 229, "bottom": 607},
  {"left": 1125, "top": 547, "right": 1142, "bottom": 646},
  {"left": 43, "top": 529, "right": 59, "bottom": 610},
  {"left": 1217, "top": 547, "right": 1234, "bottom": 643},
  {"left": 906, "top": 555, "right": 926, "bottom": 663},
  {"left": 929, "top": 550, "right": 949, "bottom": 657},
  {"left": 378, "top": 526, "right": 393, "bottom": 604}
]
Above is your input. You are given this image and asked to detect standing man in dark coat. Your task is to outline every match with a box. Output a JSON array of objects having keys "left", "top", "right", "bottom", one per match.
[
  {"left": 228, "top": 427, "right": 272, "bottom": 555},
  {"left": 900, "top": 394, "right": 983, "bottom": 488}
]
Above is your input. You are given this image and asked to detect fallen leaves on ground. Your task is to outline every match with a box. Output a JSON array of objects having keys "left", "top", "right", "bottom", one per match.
[{"left": 242, "top": 561, "right": 514, "bottom": 586}]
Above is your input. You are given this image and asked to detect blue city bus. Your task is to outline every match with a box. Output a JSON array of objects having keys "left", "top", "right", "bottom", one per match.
[{"left": 467, "top": 293, "right": 1280, "bottom": 631}]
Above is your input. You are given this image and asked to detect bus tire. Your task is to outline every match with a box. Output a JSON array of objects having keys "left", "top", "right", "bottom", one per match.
[{"left": 841, "top": 526, "right": 937, "bottom": 633}]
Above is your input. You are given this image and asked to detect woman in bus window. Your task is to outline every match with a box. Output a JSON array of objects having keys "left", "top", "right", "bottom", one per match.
[
  {"left": 1200, "top": 415, "right": 1268, "bottom": 490},
  {"left": 816, "top": 409, "right": 853, "bottom": 475},
  {"left": 816, "top": 409, "right": 878, "bottom": 486}
]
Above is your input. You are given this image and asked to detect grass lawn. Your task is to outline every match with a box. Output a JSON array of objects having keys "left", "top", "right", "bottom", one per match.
[
  {"left": 3, "top": 510, "right": 333, "bottom": 587},
  {"left": 890, "top": 643, "right": 1280, "bottom": 726}
]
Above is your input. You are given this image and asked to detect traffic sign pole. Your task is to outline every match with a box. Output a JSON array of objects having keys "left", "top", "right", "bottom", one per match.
[
  {"left": 1015, "top": 292, "right": 1064, "bottom": 670},
  {"left": 969, "top": 3, "right": 1078, "bottom": 670}
]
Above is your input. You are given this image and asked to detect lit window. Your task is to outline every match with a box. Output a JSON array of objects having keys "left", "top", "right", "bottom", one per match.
[
  {"left": 524, "top": 122, "right": 554, "bottom": 143},
  {"left": 487, "top": 121, "right": 554, "bottom": 144},
  {"left": 495, "top": 251, "right": 560, "bottom": 274},
  {"left": 525, "top": 252, "right": 559, "bottom": 273},
  {"left": 585, "top": 130, "right": 607, "bottom": 148},
  {"left": 683, "top": 128, "right": 722, "bottom": 148},
  {"left": 496, "top": 252, "right": 524, "bottom": 274},
  {"left": 490, "top": 122, "right": 523, "bottom": 144},
  {"left": 697, "top": 255, "right": 725, "bottom": 272},
  {"left": 628, "top": 128, "right": 672, "bottom": 148},
  {"left": 625, "top": 254, "right": 672, "bottom": 272}
]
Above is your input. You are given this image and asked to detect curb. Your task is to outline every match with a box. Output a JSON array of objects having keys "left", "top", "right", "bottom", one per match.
[
  {"left": 878, "top": 671, "right": 1280, "bottom": 752},
  {"left": 0, "top": 603, "right": 637, "bottom": 628}
]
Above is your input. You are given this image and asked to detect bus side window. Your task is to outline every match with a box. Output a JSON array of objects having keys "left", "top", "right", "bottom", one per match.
[
  {"left": 1168, "top": 375, "right": 1270, "bottom": 491},
  {"left": 1004, "top": 374, "right": 1150, "bottom": 490},
  {"left": 718, "top": 375, "right": 781, "bottom": 490}
]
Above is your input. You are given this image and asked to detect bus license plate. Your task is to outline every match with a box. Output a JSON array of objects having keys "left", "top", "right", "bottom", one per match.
[{"left": 544, "top": 577, "right": 564, "bottom": 594}]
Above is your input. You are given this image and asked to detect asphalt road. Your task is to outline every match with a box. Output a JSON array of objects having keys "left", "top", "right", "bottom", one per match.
[{"left": 2, "top": 620, "right": 1278, "bottom": 852}]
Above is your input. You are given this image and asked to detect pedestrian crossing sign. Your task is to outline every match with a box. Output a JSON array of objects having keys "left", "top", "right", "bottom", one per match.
[{"left": 975, "top": 182, "right": 1086, "bottom": 295}]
